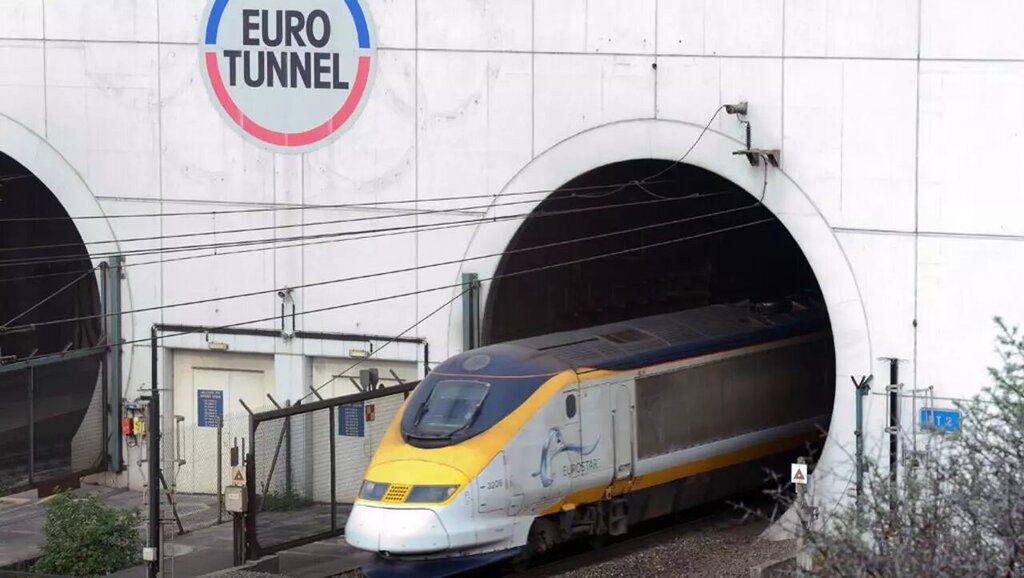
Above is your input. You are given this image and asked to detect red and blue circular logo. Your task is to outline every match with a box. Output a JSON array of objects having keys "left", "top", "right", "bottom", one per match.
[{"left": 199, "top": 0, "right": 376, "bottom": 153}]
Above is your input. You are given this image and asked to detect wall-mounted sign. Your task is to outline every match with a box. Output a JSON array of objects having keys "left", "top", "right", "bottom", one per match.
[
  {"left": 197, "top": 389, "right": 224, "bottom": 428},
  {"left": 199, "top": 0, "right": 377, "bottom": 153},
  {"left": 338, "top": 401, "right": 365, "bottom": 437},
  {"left": 791, "top": 462, "right": 808, "bottom": 485}
]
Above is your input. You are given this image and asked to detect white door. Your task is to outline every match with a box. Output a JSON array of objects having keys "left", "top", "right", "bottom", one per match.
[
  {"left": 612, "top": 384, "right": 634, "bottom": 481},
  {"left": 195, "top": 367, "right": 267, "bottom": 417},
  {"left": 175, "top": 367, "right": 269, "bottom": 493}
]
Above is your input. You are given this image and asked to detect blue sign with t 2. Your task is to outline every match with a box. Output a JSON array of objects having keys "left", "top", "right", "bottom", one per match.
[{"left": 920, "top": 407, "right": 961, "bottom": 432}]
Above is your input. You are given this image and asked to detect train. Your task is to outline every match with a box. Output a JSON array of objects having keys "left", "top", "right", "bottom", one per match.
[{"left": 345, "top": 301, "right": 834, "bottom": 576}]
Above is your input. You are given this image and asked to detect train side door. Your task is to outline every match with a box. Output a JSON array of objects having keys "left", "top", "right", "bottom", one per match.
[
  {"left": 556, "top": 382, "right": 583, "bottom": 494},
  {"left": 578, "top": 382, "right": 615, "bottom": 490},
  {"left": 612, "top": 383, "right": 634, "bottom": 481}
]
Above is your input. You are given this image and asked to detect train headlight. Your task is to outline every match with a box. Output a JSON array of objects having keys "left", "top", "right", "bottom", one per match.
[
  {"left": 359, "top": 480, "right": 390, "bottom": 501},
  {"left": 404, "top": 485, "right": 459, "bottom": 503}
]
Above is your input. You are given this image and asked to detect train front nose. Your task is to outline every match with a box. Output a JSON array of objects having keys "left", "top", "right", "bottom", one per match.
[
  {"left": 344, "top": 459, "right": 468, "bottom": 555},
  {"left": 346, "top": 503, "right": 450, "bottom": 554}
]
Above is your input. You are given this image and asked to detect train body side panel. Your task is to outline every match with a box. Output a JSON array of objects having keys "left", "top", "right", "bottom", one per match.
[
  {"left": 503, "top": 377, "right": 580, "bottom": 513},
  {"left": 577, "top": 380, "right": 615, "bottom": 494}
]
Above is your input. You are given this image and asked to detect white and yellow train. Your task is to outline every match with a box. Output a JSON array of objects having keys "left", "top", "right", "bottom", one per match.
[{"left": 345, "top": 302, "right": 834, "bottom": 576}]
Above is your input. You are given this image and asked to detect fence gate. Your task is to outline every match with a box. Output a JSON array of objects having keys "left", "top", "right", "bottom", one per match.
[
  {"left": 0, "top": 349, "right": 109, "bottom": 497},
  {"left": 246, "top": 382, "right": 416, "bottom": 557}
]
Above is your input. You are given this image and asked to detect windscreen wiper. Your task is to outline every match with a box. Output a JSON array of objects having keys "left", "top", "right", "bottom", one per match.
[
  {"left": 411, "top": 402, "right": 429, "bottom": 426},
  {"left": 444, "top": 403, "right": 485, "bottom": 440}
]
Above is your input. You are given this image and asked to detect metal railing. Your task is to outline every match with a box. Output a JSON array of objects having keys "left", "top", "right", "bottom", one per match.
[{"left": 245, "top": 382, "right": 416, "bottom": 557}]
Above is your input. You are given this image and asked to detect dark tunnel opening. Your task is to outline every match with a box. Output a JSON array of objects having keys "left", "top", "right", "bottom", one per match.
[
  {"left": 0, "top": 153, "right": 101, "bottom": 358},
  {"left": 483, "top": 160, "right": 825, "bottom": 344},
  {"left": 0, "top": 151, "right": 103, "bottom": 493},
  {"left": 481, "top": 160, "right": 835, "bottom": 468}
]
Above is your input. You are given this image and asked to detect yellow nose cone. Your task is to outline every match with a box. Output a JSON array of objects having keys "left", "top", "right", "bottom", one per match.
[{"left": 365, "top": 459, "right": 469, "bottom": 487}]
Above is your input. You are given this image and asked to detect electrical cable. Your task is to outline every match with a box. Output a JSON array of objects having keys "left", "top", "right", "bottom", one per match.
[
  {"left": 0, "top": 265, "right": 100, "bottom": 329},
  {"left": 0, "top": 104, "right": 735, "bottom": 268},
  {"left": 0, "top": 267, "right": 103, "bottom": 285},
  {"left": 0, "top": 184, "right": 680, "bottom": 254},
  {"left": 0, "top": 179, "right": 670, "bottom": 224},
  {"left": 0, "top": 203, "right": 762, "bottom": 333},
  {"left": 0, "top": 190, "right": 732, "bottom": 282},
  {"left": 7, "top": 216, "right": 773, "bottom": 365},
  {"left": 568, "top": 105, "right": 727, "bottom": 201},
  {"left": 302, "top": 286, "right": 472, "bottom": 402},
  {"left": 0, "top": 191, "right": 737, "bottom": 269},
  {"left": 640, "top": 104, "right": 726, "bottom": 185},
  {"left": 0, "top": 192, "right": 733, "bottom": 283}
]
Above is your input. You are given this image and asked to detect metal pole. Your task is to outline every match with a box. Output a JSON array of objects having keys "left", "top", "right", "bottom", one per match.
[
  {"left": 109, "top": 256, "right": 124, "bottom": 471},
  {"left": 27, "top": 367, "right": 34, "bottom": 485},
  {"left": 852, "top": 375, "right": 871, "bottom": 508},
  {"left": 423, "top": 341, "right": 430, "bottom": 377},
  {"left": 99, "top": 262, "right": 110, "bottom": 471},
  {"left": 217, "top": 419, "right": 223, "bottom": 525},
  {"left": 245, "top": 418, "right": 256, "bottom": 559},
  {"left": 148, "top": 326, "right": 160, "bottom": 578},
  {"left": 329, "top": 406, "right": 337, "bottom": 531},
  {"left": 232, "top": 513, "right": 245, "bottom": 566},
  {"left": 285, "top": 401, "right": 292, "bottom": 498},
  {"left": 888, "top": 358, "right": 899, "bottom": 511},
  {"left": 795, "top": 456, "right": 812, "bottom": 572},
  {"left": 461, "top": 273, "right": 479, "bottom": 351}
]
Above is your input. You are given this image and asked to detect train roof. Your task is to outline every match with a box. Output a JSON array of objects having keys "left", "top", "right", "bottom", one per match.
[
  {"left": 434, "top": 302, "right": 830, "bottom": 378},
  {"left": 514, "top": 302, "right": 828, "bottom": 371}
]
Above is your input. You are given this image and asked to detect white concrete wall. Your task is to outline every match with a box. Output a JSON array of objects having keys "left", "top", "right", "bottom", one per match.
[{"left": 2, "top": 1, "right": 1023, "bottom": 507}]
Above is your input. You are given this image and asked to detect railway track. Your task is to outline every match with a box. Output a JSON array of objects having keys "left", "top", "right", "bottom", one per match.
[{"left": 508, "top": 492, "right": 781, "bottom": 578}]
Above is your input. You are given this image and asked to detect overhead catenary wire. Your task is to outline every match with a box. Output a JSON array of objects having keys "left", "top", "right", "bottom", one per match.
[
  {"left": 0, "top": 190, "right": 741, "bottom": 270},
  {"left": 1, "top": 203, "right": 763, "bottom": 333},
  {"left": 0, "top": 192, "right": 731, "bottom": 283},
  {"left": 303, "top": 286, "right": 473, "bottom": 402},
  {"left": 0, "top": 179, "right": 671, "bottom": 224},
  {"left": 640, "top": 104, "right": 727, "bottom": 185},
  {"left": 0, "top": 189, "right": 723, "bottom": 281},
  {"left": 0, "top": 265, "right": 100, "bottom": 329},
  {"left": 0, "top": 103, "right": 734, "bottom": 267},
  {"left": 9, "top": 216, "right": 773, "bottom": 366},
  {"left": 0, "top": 185, "right": 676, "bottom": 254}
]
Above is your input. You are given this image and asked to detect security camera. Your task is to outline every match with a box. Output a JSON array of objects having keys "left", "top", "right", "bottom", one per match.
[{"left": 724, "top": 102, "right": 748, "bottom": 115}]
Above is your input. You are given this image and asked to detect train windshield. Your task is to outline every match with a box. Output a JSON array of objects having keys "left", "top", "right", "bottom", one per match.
[{"left": 407, "top": 380, "right": 490, "bottom": 440}]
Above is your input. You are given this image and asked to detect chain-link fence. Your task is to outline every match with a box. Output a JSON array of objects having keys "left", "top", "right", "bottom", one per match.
[
  {"left": 248, "top": 383, "right": 415, "bottom": 556},
  {"left": 174, "top": 410, "right": 251, "bottom": 496},
  {"left": 0, "top": 351, "right": 107, "bottom": 497}
]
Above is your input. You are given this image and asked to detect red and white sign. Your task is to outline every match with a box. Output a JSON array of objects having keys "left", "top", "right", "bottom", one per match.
[{"left": 200, "top": 0, "right": 377, "bottom": 152}]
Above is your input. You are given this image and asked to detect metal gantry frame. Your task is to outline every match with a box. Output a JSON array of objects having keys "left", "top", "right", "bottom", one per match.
[{"left": 243, "top": 382, "right": 416, "bottom": 558}]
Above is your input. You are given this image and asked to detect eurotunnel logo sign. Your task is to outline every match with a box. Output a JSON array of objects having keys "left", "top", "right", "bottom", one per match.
[{"left": 199, "top": 0, "right": 376, "bottom": 153}]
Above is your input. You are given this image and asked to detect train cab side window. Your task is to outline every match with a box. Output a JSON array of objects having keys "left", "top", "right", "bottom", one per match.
[{"left": 565, "top": 394, "right": 577, "bottom": 419}]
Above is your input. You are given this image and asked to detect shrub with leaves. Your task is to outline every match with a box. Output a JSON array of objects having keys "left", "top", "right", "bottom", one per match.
[
  {"left": 772, "top": 318, "right": 1024, "bottom": 576},
  {"left": 34, "top": 491, "right": 142, "bottom": 577},
  {"left": 260, "top": 488, "right": 314, "bottom": 512}
]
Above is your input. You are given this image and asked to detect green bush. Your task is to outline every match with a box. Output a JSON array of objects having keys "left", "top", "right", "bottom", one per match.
[
  {"left": 260, "top": 489, "right": 314, "bottom": 512},
  {"left": 34, "top": 492, "right": 142, "bottom": 577}
]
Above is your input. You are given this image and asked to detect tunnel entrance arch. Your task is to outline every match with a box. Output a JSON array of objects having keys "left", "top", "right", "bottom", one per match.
[
  {"left": 0, "top": 115, "right": 118, "bottom": 494},
  {"left": 481, "top": 159, "right": 822, "bottom": 345},
  {"left": 452, "top": 118, "right": 871, "bottom": 507}
]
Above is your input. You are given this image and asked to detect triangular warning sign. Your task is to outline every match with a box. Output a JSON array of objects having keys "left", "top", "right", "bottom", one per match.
[
  {"left": 233, "top": 469, "right": 245, "bottom": 484},
  {"left": 793, "top": 469, "right": 805, "bottom": 482}
]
